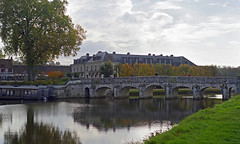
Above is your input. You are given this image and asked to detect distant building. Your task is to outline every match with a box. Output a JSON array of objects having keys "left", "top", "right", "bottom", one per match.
[
  {"left": 71, "top": 51, "right": 196, "bottom": 78},
  {"left": 0, "top": 58, "right": 14, "bottom": 80},
  {"left": 0, "top": 58, "right": 71, "bottom": 80}
]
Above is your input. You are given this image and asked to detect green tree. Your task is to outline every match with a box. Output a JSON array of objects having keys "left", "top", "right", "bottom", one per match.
[
  {"left": 0, "top": 0, "right": 86, "bottom": 81},
  {"left": 177, "top": 64, "right": 191, "bottom": 76},
  {"left": 100, "top": 60, "right": 113, "bottom": 78},
  {"left": 66, "top": 72, "right": 72, "bottom": 78},
  {"left": 73, "top": 72, "right": 80, "bottom": 78},
  {"left": 0, "top": 49, "right": 4, "bottom": 58}
]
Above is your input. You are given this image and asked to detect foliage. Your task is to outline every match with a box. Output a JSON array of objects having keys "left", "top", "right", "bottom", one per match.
[
  {"left": 217, "top": 66, "right": 240, "bottom": 77},
  {"left": 119, "top": 63, "right": 218, "bottom": 77},
  {"left": 0, "top": 49, "right": 4, "bottom": 58},
  {"left": 0, "top": 0, "right": 86, "bottom": 81},
  {"left": 120, "top": 63, "right": 134, "bottom": 77},
  {"left": 4, "top": 108, "right": 81, "bottom": 144},
  {"left": 47, "top": 71, "right": 64, "bottom": 79},
  {"left": 145, "top": 95, "right": 240, "bottom": 144},
  {"left": 100, "top": 60, "right": 113, "bottom": 77},
  {"left": 0, "top": 78, "right": 69, "bottom": 85},
  {"left": 73, "top": 72, "right": 80, "bottom": 78},
  {"left": 114, "top": 63, "right": 122, "bottom": 77},
  {"left": 133, "top": 63, "right": 155, "bottom": 76},
  {"left": 66, "top": 72, "right": 72, "bottom": 78}
]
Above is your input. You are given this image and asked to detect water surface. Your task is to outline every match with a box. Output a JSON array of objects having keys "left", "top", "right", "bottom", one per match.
[{"left": 0, "top": 97, "right": 222, "bottom": 144}]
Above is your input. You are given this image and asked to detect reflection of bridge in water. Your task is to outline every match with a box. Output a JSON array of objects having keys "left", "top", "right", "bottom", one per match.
[
  {"left": 78, "top": 76, "right": 240, "bottom": 99},
  {"left": 72, "top": 98, "right": 222, "bottom": 132}
]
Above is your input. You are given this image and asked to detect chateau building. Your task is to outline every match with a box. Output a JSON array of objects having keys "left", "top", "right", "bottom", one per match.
[{"left": 71, "top": 51, "right": 196, "bottom": 78}]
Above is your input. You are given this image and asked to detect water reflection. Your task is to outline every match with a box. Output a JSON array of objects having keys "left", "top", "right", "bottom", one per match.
[
  {"left": 0, "top": 97, "right": 222, "bottom": 144},
  {"left": 72, "top": 98, "right": 222, "bottom": 132},
  {"left": 4, "top": 107, "right": 81, "bottom": 144}
]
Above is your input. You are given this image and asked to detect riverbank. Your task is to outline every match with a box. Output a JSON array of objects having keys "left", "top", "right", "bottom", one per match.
[
  {"left": 129, "top": 88, "right": 221, "bottom": 96},
  {"left": 145, "top": 95, "right": 240, "bottom": 144}
]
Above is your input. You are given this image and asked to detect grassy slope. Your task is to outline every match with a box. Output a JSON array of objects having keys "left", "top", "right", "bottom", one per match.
[{"left": 145, "top": 95, "right": 240, "bottom": 144}]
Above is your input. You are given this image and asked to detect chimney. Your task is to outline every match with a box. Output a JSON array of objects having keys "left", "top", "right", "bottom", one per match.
[{"left": 86, "top": 53, "right": 89, "bottom": 59}]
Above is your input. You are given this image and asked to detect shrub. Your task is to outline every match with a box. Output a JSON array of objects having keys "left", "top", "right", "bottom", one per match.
[{"left": 47, "top": 71, "right": 64, "bottom": 79}]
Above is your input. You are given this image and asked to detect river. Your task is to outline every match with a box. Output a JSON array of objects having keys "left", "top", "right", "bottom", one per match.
[{"left": 0, "top": 95, "right": 222, "bottom": 144}]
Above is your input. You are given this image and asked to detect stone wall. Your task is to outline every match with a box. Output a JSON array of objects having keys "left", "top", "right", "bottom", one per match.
[{"left": 51, "top": 76, "right": 240, "bottom": 100}]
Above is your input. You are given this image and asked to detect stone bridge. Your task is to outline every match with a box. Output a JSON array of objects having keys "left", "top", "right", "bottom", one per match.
[{"left": 73, "top": 76, "right": 240, "bottom": 100}]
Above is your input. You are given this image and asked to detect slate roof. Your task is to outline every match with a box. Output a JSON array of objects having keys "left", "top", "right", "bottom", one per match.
[{"left": 73, "top": 51, "right": 196, "bottom": 66}]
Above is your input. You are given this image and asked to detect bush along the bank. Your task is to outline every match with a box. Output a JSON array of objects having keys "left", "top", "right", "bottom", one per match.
[
  {"left": 0, "top": 77, "right": 70, "bottom": 86},
  {"left": 145, "top": 95, "right": 240, "bottom": 144}
]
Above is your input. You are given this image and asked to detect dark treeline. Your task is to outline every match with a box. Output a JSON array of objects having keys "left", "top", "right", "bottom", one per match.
[{"left": 217, "top": 66, "right": 240, "bottom": 77}]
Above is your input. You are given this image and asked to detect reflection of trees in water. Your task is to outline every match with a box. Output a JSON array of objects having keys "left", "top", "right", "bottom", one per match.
[
  {"left": 4, "top": 123, "right": 81, "bottom": 144},
  {"left": 73, "top": 98, "right": 220, "bottom": 132},
  {"left": 4, "top": 107, "right": 81, "bottom": 144}
]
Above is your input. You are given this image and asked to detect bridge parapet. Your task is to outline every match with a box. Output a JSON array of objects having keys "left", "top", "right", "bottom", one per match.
[
  {"left": 89, "top": 76, "right": 238, "bottom": 85},
  {"left": 66, "top": 76, "right": 240, "bottom": 100}
]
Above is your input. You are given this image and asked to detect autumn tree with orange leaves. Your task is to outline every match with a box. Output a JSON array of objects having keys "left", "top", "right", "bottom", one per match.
[
  {"left": 119, "top": 63, "right": 217, "bottom": 77},
  {"left": 47, "top": 71, "right": 64, "bottom": 79},
  {"left": 120, "top": 63, "right": 134, "bottom": 77}
]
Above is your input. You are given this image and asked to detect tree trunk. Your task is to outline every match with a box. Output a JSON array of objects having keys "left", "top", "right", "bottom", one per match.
[{"left": 27, "top": 65, "right": 35, "bottom": 81}]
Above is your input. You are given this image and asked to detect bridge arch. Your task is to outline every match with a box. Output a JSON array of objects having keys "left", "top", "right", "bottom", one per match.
[
  {"left": 95, "top": 87, "right": 112, "bottom": 97},
  {"left": 200, "top": 86, "right": 221, "bottom": 98},
  {"left": 173, "top": 86, "right": 192, "bottom": 97},
  {"left": 119, "top": 86, "right": 139, "bottom": 98},
  {"left": 143, "top": 84, "right": 164, "bottom": 97},
  {"left": 85, "top": 87, "right": 90, "bottom": 98},
  {"left": 226, "top": 84, "right": 238, "bottom": 98}
]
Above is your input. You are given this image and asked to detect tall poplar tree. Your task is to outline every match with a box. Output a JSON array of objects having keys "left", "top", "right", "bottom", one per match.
[
  {"left": 0, "top": 0, "right": 86, "bottom": 80},
  {"left": 100, "top": 60, "right": 113, "bottom": 78}
]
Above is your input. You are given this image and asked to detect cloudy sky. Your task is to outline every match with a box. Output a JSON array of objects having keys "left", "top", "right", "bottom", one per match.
[{"left": 1, "top": 0, "right": 240, "bottom": 66}]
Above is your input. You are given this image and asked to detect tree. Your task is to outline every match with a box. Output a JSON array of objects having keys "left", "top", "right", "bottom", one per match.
[
  {"left": 177, "top": 64, "right": 191, "bottom": 76},
  {"left": 120, "top": 63, "right": 134, "bottom": 77},
  {"left": 0, "top": 0, "right": 86, "bottom": 81},
  {"left": 47, "top": 71, "right": 64, "bottom": 79},
  {"left": 73, "top": 72, "right": 80, "bottom": 78},
  {"left": 133, "top": 63, "right": 155, "bottom": 76},
  {"left": 100, "top": 60, "right": 113, "bottom": 78},
  {"left": 114, "top": 62, "right": 121, "bottom": 77},
  {"left": 0, "top": 49, "right": 4, "bottom": 58},
  {"left": 66, "top": 72, "right": 72, "bottom": 78},
  {"left": 133, "top": 63, "right": 140, "bottom": 76}
]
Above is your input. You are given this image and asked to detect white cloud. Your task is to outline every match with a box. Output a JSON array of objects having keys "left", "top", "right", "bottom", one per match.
[
  {"left": 152, "top": 1, "right": 182, "bottom": 10},
  {"left": 0, "top": 39, "right": 3, "bottom": 49},
  {"left": 1, "top": 0, "right": 240, "bottom": 67},
  {"left": 208, "top": 2, "right": 229, "bottom": 7},
  {"left": 229, "top": 41, "right": 240, "bottom": 45}
]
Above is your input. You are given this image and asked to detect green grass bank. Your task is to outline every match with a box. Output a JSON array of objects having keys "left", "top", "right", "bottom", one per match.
[{"left": 145, "top": 95, "right": 240, "bottom": 144}]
